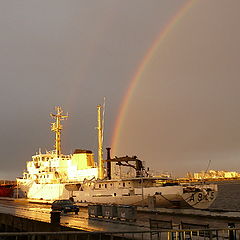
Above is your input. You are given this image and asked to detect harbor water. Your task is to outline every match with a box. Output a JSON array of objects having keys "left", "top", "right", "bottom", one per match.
[{"left": 209, "top": 180, "right": 240, "bottom": 211}]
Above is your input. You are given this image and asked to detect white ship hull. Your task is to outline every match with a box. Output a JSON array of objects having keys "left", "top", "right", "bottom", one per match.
[
  {"left": 17, "top": 180, "right": 217, "bottom": 209},
  {"left": 73, "top": 183, "right": 217, "bottom": 209},
  {"left": 17, "top": 180, "right": 70, "bottom": 200},
  {"left": 75, "top": 185, "right": 185, "bottom": 207}
]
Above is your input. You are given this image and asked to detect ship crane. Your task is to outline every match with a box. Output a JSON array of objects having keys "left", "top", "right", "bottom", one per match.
[
  {"left": 50, "top": 106, "right": 68, "bottom": 157},
  {"left": 104, "top": 156, "right": 147, "bottom": 178}
]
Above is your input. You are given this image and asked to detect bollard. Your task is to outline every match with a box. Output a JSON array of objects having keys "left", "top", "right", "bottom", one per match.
[
  {"left": 228, "top": 223, "right": 236, "bottom": 240},
  {"left": 50, "top": 211, "right": 61, "bottom": 225}
]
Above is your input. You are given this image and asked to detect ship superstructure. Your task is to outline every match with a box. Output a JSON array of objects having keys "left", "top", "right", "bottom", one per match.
[{"left": 17, "top": 107, "right": 98, "bottom": 199}]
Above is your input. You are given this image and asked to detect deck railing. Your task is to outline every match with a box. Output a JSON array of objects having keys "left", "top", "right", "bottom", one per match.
[
  {"left": 0, "top": 228, "right": 239, "bottom": 240},
  {"left": 0, "top": 180, "right": 16, "bottom": 185}
]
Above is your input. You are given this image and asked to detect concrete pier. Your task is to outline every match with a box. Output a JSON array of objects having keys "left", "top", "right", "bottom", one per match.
[{"left": 0, "top": 212, "right": 74, "bottom": 232}]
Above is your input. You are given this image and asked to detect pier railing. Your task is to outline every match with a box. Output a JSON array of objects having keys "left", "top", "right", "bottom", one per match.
[{"left": 0, "top": 228, "right": 239, "bottom": 240}]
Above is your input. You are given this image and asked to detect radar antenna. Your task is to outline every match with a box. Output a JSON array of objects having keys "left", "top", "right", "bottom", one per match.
[{"left": 50, "top": 106, "right": 68, "bottom": 157}]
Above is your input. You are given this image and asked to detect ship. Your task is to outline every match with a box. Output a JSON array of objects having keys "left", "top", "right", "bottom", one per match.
[
  {"left": 0, "top": 184, "right": 15, "bottom": 197},
  {"left": 17, "top": 107, "right": 99, "bottom": 200},
  {"left": 71, "top": 149, "right": 218, "bottom": 209},
  {"left": 17, "top": 106, "right": 218, "bottom": 209}
]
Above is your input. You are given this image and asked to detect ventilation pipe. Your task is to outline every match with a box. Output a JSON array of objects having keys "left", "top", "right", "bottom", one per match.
[{"left": 106, "top": 147, "right": 111, "bottom": 179}]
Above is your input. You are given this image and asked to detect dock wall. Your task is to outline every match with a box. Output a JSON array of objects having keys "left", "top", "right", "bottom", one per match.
[
  {"left": 0, "top": 213, "right": 127, "bottom": 240},
  {"left": 0, "top": 213, "right": 74, "bottom": 232}
]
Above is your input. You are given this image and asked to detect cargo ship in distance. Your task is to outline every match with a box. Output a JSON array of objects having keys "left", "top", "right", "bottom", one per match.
[
  {"left": 17, "top": 106, "right": 218, "bottom": 209},
  {"left": 0, "top": 183, "right": 15, "bottom": 197}
]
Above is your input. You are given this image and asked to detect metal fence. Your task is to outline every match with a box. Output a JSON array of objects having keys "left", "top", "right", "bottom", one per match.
[{"left": 0, "top": 228, "right": 239, "bottom": 240}]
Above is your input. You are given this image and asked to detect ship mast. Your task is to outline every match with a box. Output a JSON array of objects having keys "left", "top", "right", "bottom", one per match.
[
  {"left": 50, "top": 106, "right": 68, "bottom": 157},
  {"left": 97, "top": 105, "right": 104, "bottom": 179}
]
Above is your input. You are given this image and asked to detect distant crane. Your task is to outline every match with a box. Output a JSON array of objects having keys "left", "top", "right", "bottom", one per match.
[{"left": 202, "top": 159, "right": 211, "bottom": 183}]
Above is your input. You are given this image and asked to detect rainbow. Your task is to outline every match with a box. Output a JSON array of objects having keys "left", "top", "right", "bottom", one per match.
[{"left": 111, "top": 0, "right": 196, "bottom": 154}]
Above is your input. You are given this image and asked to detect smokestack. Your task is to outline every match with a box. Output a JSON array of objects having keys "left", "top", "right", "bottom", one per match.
[
  {"left": 106, "top": 147, "right": 111, "bottom": 179},
  {"left": 136, "top": 159, "right": 143, "bottom": 178}
]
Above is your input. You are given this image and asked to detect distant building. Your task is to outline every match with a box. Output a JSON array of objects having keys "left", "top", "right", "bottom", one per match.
[{"left": 190, "top": 170, "right": 239, "bottom": 179}]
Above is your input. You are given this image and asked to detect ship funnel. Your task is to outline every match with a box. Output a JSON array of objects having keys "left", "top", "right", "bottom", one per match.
[{"left": 106, "top": 147, "right": 111, "bottom": 180}]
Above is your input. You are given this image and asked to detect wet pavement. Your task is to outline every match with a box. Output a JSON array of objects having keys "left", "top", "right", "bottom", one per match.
[
  {"left": 0, "top": 198, "right": 240, "bottom": 232},
  {"left": 0, "top": 199, "right": 149, "bottom": 232}
]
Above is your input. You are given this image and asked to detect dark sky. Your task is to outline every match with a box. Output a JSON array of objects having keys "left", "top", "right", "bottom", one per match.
[
  {"left": 1, "top": 0, "right": 239, "bottom": 179},
  {"left": 0, "top": 0, "right": 186, "bottom": 179},
  {"left": 114, "top": 0, "right": 240, "bottom": 177}
]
